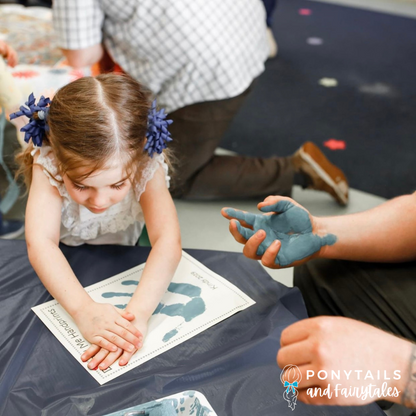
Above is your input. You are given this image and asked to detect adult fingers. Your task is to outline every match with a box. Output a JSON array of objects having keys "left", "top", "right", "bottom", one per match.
[
  {"left": 277, "top": 340, "right": 314, "bottom": 369},
  {"left": 241, "top": 230, "right": 266, "bottom": 260},
  {"left": 229, "top": 220, "right": 248, "bottom": 244},
  {"left": 81, "top": 344, "right": 101, "bottom": 362},
  {"left": 235, "top": 220, "right": 255, "bottom": 241},
  {"left": 259, "top": 198, "right": 297, "bottom": 214},
  {"left": 222, "top": 208, "right": 257, "bottom": 227},
  {"left": 259, "top": 240, "right": 282, "bottom": 269},
  {"left": 280, "top": 319, "right": 312, "bottom": 347},
  {"left": 228, "top": 220, "right": 255, "bottom": 244},
  {"left": 7, "top": 48, "right": 17, "bottom": 67}
]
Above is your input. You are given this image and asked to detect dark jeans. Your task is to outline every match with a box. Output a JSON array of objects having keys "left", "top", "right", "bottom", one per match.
[
  {"left": 294, "top": 258, "right": 416, "bottom": 342},
  {"left": 169, "top": 84, "right": 294, "bottom": 200},
  {"left": 262, "top": 0, "right": 278, "bottom": 27}
]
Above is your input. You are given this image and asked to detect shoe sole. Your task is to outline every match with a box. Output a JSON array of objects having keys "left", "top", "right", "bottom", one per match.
[
  {"left": 299, "top": 144, "right": 348, "bottom": 205},
  {"left": 0, "top": 225, "right": 25, "bottom": 240}
]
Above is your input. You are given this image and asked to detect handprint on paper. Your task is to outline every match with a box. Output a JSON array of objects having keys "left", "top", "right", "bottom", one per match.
[{"left": 102, "top": 281, "right": 206, "bottom": 342}]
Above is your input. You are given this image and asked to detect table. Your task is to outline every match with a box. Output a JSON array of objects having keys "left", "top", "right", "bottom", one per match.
[{"left": 0, "top": 240, "right": 384, "bottom": 416}]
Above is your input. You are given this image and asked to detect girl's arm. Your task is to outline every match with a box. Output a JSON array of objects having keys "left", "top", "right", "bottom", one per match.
[
  {"left": 127, "top": 166, "right": 182, "bottom": 319},
  {"left": 84, "top": 166, "right": 182, "bottom": 370},
  {"left": 26, "top": 159, "right": 141, "bottom": 352}
]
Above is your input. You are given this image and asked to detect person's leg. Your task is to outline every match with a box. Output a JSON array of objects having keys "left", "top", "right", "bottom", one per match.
[
  {"left": 262, "top": 0, "right": 278, "bottom": 28},
  {"left": 169, "top": 84, "right": 294, "bottom": 200},
  {"left": 169, "top": 84, "right": 349, "bottom": 202},
  {"left": 294, "top": 259, "right": 416, "bottom": 341}
]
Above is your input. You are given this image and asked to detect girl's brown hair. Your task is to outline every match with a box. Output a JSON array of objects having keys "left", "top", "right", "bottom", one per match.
[{"left": 16, "top": 74, "right": 171, "bottom": 189}]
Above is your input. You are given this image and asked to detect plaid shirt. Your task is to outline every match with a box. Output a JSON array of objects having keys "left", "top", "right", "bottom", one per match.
[{"left": 53, "top": 0, "right": 269, "bottom": 112}]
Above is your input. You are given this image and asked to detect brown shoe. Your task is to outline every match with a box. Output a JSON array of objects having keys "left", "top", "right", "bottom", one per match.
[{"left": 292, "top": 142, "right": 349, "bottom": 205}]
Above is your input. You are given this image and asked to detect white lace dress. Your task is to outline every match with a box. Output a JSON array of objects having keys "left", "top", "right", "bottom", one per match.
[{"left": 33, "top": 146, "right": 170, "bottom": 246}]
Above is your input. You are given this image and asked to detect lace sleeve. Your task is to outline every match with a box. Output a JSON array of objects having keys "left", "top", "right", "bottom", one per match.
[
  {"left": 32, "top": 146, "right": 69, "bottom": 200},
  {"left": 134, "top": 153, "right": 170, "bottom": 201}
]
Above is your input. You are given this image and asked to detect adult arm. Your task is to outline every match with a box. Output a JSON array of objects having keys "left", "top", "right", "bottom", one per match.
[
  {"left": 61, "top": 44, "right": 104, "bottom": 68},
  {"left": 222, "top": 193, "right": 416, "bottom": 268},
  {"left": 0, "top": 41, "right": 18, "bottom": 67},
  {"left": 53, "top": 0, "right": 105, "bottom": 67}
]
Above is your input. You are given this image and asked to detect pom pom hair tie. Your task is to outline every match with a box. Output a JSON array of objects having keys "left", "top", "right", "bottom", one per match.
[
  {"left": 10, "top": 93, "right": 51, "bottom": 147},
  {"left": 144, "top": 100, "right": 173, "bottom": 158}
]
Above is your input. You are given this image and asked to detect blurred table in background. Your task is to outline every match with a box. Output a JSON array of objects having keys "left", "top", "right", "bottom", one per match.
[{"left": 0, "top": 4, "right": 90, "bottom": 146}]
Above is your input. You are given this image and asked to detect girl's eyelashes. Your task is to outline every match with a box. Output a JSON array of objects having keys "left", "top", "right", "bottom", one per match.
[
  {"left": 71, "top": 182, "right": 125, "bottom": 191},
  {"left": 111, "top": 183, "right": 125, "bottom": 190},
  {"left": 73, "top": 183, "right": 88, "bottom": 192}
]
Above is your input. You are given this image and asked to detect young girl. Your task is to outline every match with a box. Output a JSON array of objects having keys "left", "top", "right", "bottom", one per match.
[{"left": 12, "top": 74, "right": 182, "bottom": 371}]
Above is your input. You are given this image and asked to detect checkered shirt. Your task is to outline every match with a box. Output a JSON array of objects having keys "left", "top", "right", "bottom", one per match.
[{"left": 53, "top": 0, "right": 269, "bottom": 112}]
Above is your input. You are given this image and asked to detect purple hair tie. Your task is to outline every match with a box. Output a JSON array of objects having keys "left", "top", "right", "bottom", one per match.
[
  {"left": 144, "top": 100, "right": 173, "bottom": 158},
  {"left": 10, "top": 93, "right": 51, "bottom": 147}
]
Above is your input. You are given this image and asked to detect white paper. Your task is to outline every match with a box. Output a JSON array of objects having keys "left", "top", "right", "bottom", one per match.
[{"left": 32, "top": 251, "right": 255, "bottom": 384}]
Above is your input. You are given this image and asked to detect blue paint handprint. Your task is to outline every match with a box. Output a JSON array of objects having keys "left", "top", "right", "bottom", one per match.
[
  {"left": 225, "top": 200, "right": 336, "bottom": 267},
  {"left": 102, "top": 281, "right": 206, "bottom": 342}
]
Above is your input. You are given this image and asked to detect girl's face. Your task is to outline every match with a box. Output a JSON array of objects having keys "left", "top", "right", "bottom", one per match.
[{"left": 62, "top": 160, "right": 132, "bottom": 214}]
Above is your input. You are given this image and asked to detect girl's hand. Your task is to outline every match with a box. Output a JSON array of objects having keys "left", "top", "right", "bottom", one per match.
[
  {"left": 81, "top": 316, "right": 148, "bottom": 370},
  {"left": 73, "top": 301, "right": 142, "bottom": 353},
  {"left": 222, "top": 196, "right": 335, "bottom": 268}
]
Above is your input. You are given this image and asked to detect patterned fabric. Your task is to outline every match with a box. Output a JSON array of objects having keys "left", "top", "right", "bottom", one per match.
[
  {"left": 33, "top": 146, "right": 170, "bottom": 246},
  {"left": 53, "top": 0, "right": 269, "bottom": 112}
]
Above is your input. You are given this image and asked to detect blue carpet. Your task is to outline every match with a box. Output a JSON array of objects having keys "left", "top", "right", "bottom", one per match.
[{"left": 221, "top": 0, "right": 416, "bottom": 199}]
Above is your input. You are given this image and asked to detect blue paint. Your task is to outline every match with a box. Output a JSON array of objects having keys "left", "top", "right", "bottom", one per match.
[
  {"left": 226, "top": 200, "right": 337, "bottom": 267},
  {"left": 189, "top": 398, "right": 212, "bottom": 416},
  {"left": 101, "top": 292, "right": 133, "bottom": 298},
  {"left": 107, "top": 394, "right": 212, "bottom": 416},
  {"left": 157, "top": 298, "right": 206, "bottom": 322},
  {"left": 101, "top": 282, "right": 206, "bottom": 343},
  {"left": 121, "top": 280, "right": 139, "bottom": 286},
  {"left": 163, "top": 329, "right": 179, "bottom": 342},
  {"left": 154, "top": 303, "right": 164, "bottom": 314},
  {"left": 167, "top": 282, "right": 201, "bottom": 298}
]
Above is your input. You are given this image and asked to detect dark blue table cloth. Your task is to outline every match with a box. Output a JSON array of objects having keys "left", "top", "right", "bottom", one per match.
[{"left": 0, "top": 240, "right": 383, "bottom": 416}]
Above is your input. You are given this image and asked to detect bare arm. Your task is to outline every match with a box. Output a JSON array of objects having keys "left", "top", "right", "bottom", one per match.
[
  {"left": 26, "top": 159, "right": 91, "bottom": 316},
  {"left": 127, "top": 166, "right": 182, "bottom": 319},
  {"left": 26, "top": 158, "right": 141, "bottom": 352},
  {"left": 318, "top": 192, "right": 416, "bottom": 262},
  {"left": 223, "top": 193, "right": 416, "bottom": 268},
  {"left": 83, "top": 166, "right": 182, "bottom": 370},
  {"left": 61, "top": 43, "right": 104, "bottom": 68}
]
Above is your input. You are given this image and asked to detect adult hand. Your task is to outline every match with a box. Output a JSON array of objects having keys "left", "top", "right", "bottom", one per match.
[
  {"left": 82, "top": 315, "right": 148, "bottom": 370},
  {"left": 222, "top": 196, "right": 336, "bottom": 268},
  {"left": 0, "top": 41, "right": 18, "bottom": 67},
  {"left": 277, "top": 316, "right": 412, "bottom": 406},
  {"left": 73, "top": 302, "right": 142, "bottom": 353}
]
